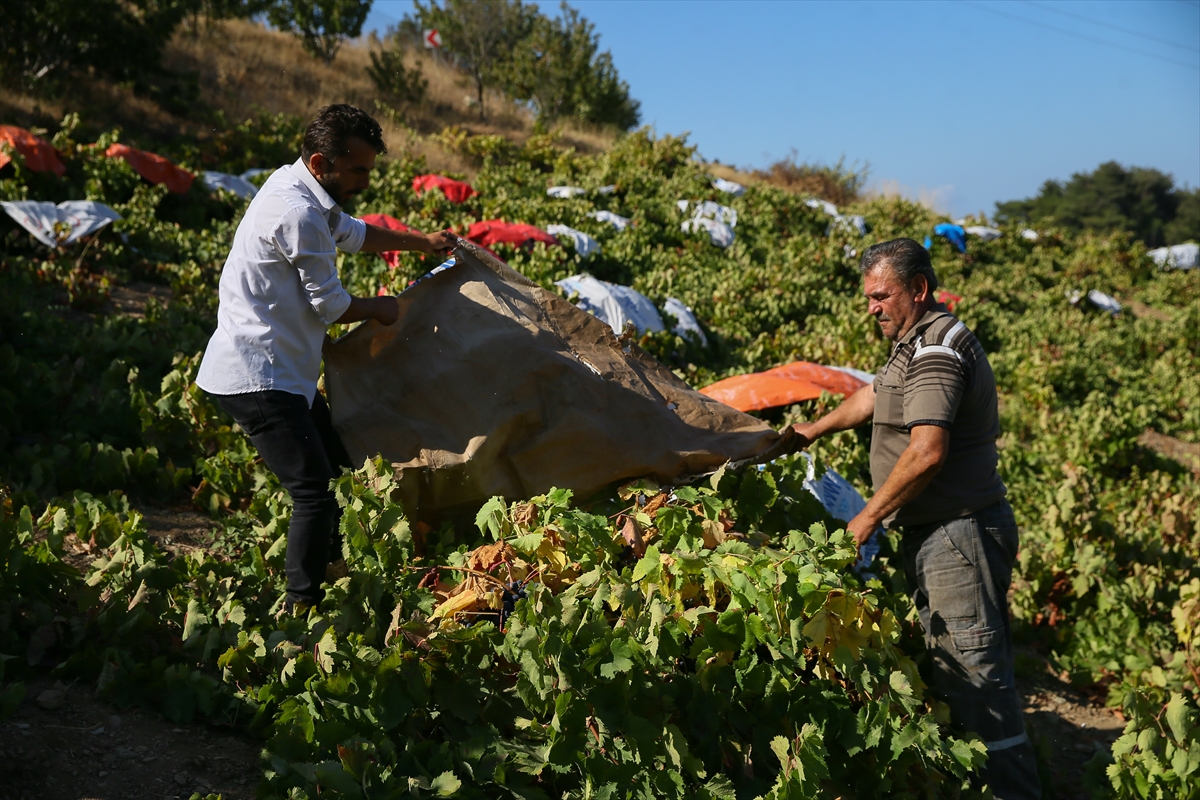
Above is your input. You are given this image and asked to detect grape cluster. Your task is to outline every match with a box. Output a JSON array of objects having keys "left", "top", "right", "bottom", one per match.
[{"left": 501, "top": 580, "right": 528, "bottom": 626}]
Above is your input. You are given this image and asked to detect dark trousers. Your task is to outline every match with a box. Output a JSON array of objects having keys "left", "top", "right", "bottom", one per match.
[
  {"left": 901, "top": 499, "right": 1042, "bottom": 800},
  {"left": 212, "top": 390, "right": 351, "bottom": 605}
]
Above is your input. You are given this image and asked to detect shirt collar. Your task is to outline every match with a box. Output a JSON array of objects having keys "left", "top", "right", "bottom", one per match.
[
  {"left": 289, "top": 157, "right": 341, "bottom": 215},
  {"left": 896, "top": 305, "right": 951, "bottom": 346}
]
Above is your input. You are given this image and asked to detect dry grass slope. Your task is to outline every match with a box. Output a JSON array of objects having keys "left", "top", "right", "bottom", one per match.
[{"left": 1, "top": 19, "right": 616, "bottom": 176}]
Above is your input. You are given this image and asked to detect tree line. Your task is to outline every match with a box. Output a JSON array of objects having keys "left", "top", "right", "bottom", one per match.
[
  {"left": 1, "top": 0, "right": 640, "bottom": 132},
  {"left": 371, "top": 0, "right": 640, "bottom": 130},
  {"left": 995, "top": 161, "right": 1199, "bottom": 248}
]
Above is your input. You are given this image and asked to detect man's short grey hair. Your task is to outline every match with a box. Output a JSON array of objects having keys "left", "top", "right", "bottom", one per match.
[{"left": 859, "top": 238, "right": 938, "bottom": 293}]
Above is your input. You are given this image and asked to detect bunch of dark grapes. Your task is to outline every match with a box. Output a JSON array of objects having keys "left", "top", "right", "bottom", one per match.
[{"left": 501, "top": 580, "right": 528, "bottom": 626}]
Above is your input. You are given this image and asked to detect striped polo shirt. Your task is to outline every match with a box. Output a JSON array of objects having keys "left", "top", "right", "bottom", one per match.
[{"left": 871, "top": 307, "right": 1006, "bottom": 527}]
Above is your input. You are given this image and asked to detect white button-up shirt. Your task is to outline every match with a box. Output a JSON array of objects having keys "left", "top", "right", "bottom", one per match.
[{"left": 196, "top": 159, "right": 366, "bottom": 404}]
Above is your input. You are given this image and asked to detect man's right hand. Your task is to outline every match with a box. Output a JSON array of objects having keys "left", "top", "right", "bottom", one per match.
[
  {"left": 790, "top": 422, "right": 821, "bottom": 450},
  {"left": 422, "top": 230, "right": 458, "bottom": 255}
]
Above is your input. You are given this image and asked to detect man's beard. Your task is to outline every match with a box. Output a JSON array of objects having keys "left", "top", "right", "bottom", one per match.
[{"left": 318, "top": 175, "right": 354, "bottom": 206}]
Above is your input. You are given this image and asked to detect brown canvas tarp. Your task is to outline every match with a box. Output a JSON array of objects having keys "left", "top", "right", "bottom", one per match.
[{"left": 323, "top": 242, "right": 798, "bottom": 513}]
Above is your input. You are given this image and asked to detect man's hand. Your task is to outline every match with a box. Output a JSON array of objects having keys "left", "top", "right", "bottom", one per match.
[
  {"left": 335, "top": 295, "right": 402, "bottom": 326},
  {"left": 421, "top": 229, "right": 458, "bottom": 255},
  {"left": 790, "top": 422, "right": 821, "bottom": 450},
  {"left": 846, "top": 511, "right": 879, "bottom": 557},
  {"left": 371, "top": 296, "right": 400, "bottom": 326}
]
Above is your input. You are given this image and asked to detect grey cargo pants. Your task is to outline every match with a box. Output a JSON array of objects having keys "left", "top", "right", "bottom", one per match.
[{"left": 901, "top": 499, "right": 1041, "bottom": 800}]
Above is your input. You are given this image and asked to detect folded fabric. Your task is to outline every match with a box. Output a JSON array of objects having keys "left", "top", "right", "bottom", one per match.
[
  {"left": 712, "top": 177, "right": 745, "bottom": 196},
  {"left": 663, "top": 297, "right": 708, "bottom": 346},
  {"left": 324, "top": 242, "right": 798, "bottom": 513},
  {"left": 805, "top": 198, "right": 839, "bottom": 217},
  {"left": 1148, "top": 243, "right": 1198, "bottom": 270},
  {"left": 104, "top": 144, "right": 194, "bottom": 193},
  {"left": 546, "top": 186, "right": 587, "bottom": 199},
  {"left": 202, "top": 171, "right": 258, "bottom": 200},
  {"left": 360, "top": 213, "right": 414, "bottom": 268},
  {"left": 466, "top": 219, "right": 558, "bottom": 250},
  {"left": 412, "top": 174, "right": 477, "bottom": 203},
  {"left": 681, "top": 217, "right": 735, "bottom": 248},
  {"left": 597, "top": 184, "right": 618, "bottom": 195},
  {"left": 1, "top": 200, "right": 121, "bottom": 247},
  {"left": 0, "top": 126, "right": 67, "bottom": 176},
  {"left": 700, "top": 361, "right": 868, "bottom": 412},
  {"left": 933, "top": 223, "right": 968, "bottom": 253},
  {"left": 556, "top": 274, "right": 664, "bottom": 335},
  {"left": 545, "top": 224, "right": 600, "bottom": 258},
  {"left": 690, "top": 200, "right": 738, "bottom": 227},
  {"left": 1020, "top": 228, "right": 1040, "bottom": 241},
  {"left": 966, "top": 225, "right": 1002, "bottom": 241},
  {"left": 587, "top": 210, "right": 632, "bottom": 231}
]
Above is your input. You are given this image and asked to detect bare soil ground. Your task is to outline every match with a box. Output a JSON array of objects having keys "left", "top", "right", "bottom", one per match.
[
  {"left": 0, "top": 677, "right": 261, "bottom": 800},
  {"left": 1018, "top": 656, "right": 1125, "bottom": 799}
]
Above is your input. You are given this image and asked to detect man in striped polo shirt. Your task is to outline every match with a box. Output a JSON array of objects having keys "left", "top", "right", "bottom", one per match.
[{"left": 792, "top": 238, "right": 1040, "bottom": 799}]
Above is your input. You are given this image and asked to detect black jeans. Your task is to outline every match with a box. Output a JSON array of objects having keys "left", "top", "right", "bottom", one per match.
[
  {"left": 901, "top": 499, "right": 1041, "bottom": 800},
  {"left": 212, "top": 390, "right": 351, "bottom": 605}
]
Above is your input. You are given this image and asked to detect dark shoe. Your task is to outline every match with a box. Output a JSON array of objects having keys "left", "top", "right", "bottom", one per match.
[{"left": 326, "top": 558, "right": 349, "bottom": 582}]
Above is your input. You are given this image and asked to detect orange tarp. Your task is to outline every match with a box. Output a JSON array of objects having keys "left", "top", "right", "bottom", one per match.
[
  {"left": 0, "top": 126, "right": 67, "bottom": 176},
  {"left": 700, "top": 361, "right": 868, "bottom": 412},
  {"left": 104, "top": 144, "right": 194, "bottom": 193}
]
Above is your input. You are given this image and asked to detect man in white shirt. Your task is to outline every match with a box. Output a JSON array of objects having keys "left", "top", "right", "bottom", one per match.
[{"left": 196, "top": 104, "right": 455, "bottom": 613}]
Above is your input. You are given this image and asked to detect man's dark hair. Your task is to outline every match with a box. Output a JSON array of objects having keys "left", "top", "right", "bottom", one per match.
[
  {"left": 301, "top": 104, "right": 387, "bottom": 163},
  {"left": 859, "top": 237, "right": 938, "bottom": 293}
]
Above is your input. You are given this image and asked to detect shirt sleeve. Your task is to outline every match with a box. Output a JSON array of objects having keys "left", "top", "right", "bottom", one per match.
[
  {"left": 331, "top": 211, "right": 367, "bottom": 254},
  {"left": 903, "top": 340, "right": 969, "bottom": 429},
  {"left": 273, "top": 207, "right": 353, "bottom": 325}
]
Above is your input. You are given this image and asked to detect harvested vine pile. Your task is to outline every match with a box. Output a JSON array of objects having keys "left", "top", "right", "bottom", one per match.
[{"left": 0, "top": 115, "right": 1197, "bottom": 798}]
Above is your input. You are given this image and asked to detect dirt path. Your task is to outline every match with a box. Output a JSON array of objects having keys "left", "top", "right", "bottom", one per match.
[
  {"left": 1018, "top": 652, "right": 1126, "bottom": 799},
  {"left": 0, "top": 678, "right": 260, "bottom": 800}
]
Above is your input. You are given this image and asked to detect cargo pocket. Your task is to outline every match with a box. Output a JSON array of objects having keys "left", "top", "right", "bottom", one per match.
[{"left": 951, "top": 625, "right": 1002, "bottom": 653}]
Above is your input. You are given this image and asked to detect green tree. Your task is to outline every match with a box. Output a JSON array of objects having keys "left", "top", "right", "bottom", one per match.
[
  {"left": 367, "top": 29, "right": 429, "bottom": 110},
  {"left": 995, "top": 161, "right": 1189, "bottom": 248},
  {"left": 412, "top": 0, "right": 538, "bottom": 120},
  {"left": 0, "top": 0, "right": 195, "bottom": 93},
  {"left": 268, "top": 0, "right": 374, "bottom": 64},
  {"left": 1163, "top": 187, "right": 1200, "bottom": 245},
  {"left": 502, "top": 2, "right": 640, "bottom": 130}
]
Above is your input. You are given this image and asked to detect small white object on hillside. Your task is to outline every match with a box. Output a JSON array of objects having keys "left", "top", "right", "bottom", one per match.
[
  {"left": 1, "top": 200, "right": 122, "bottom": 248},
  {"left": 597, "top": 185, "right": 618, "bottom": 195},
  {"left": 690, "top": 200, "right": 738, "bottom": 227},
  {"left": 1070, "top": 288, "right": 1121, "bottom": 316},
  {"left": 546, "top": 224, "right": 600, "bottom": 259},
  {"left": 682, "top": 217, "right": 735, "bottom": 248},
  {"left": 556, "top": 274, "right": 665, "bottom": 335},
  {"left": 1147, "top": 243, "right": 1198, "bottom": 270},
  {"left": 588, "top": 210, "right": 632, "bottom": 231},
  {"left": 662, "top": 297, "right": 708, "bottom": 346},
  {"left": 966, "top": 226, "right": 1002, "bottom": 241},
  {"left": 805, "top": 198, "right": 839, "bottom": 217},
  {"left": 1020, "top": 228, "right": 1040, "bottom": 241},
  {"left": 711, "top": 177, "right": 745, "bottom": 196},
  {"left": 202, "top": 171, "right": 258, "bottom": 200},
  {"left": 546, "top": 186, "right": 587, "bottom": 199}
]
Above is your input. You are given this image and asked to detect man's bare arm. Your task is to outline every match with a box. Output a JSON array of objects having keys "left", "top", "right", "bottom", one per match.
[
  {"left": 360, "top": 224, "right": 457, "bottom": 255},
  {"left": 335, "top": 295, "right": 404, "bottom": 326},
  {"left": 844, "top": 424, "right": 949, "bottom": 548},
  {"left": 791, "top": 383, "right": 877, "bottom": 447}
]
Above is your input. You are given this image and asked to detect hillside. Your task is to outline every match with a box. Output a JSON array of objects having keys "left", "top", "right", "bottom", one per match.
[
  {"left": 0, "top": 19, "right": 616, "bottom": 179},
  {"left": 1, "top": 28, "right": 1198, "bottom": 800}
]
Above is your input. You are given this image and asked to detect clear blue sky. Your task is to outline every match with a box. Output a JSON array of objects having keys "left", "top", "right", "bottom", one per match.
[{"left": 365, "top": 0, "right": 1200, "bottom": 217}]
